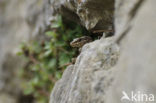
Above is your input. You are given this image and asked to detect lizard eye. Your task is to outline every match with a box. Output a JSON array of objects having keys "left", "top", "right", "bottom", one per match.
[{"left": 78, "top": 38, "right": 82, "bottom": 42}]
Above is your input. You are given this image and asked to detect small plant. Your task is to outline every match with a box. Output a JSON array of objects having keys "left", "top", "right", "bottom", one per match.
[{"left": 17, "top": 15, "right": 90, "bottom": 102}]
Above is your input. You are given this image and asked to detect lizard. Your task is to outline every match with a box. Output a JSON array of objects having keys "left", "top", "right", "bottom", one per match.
[
  {"left": 69, "top": 31, "right": 114, "bottom": 63},
  {"left": 70, "top": 36, "right": 92, "bottom": 48},
  {"left": 59, "top": 36, "right": 93, "bottom": 68},
  {"left": 69, "top": 36, "right": 92, "bottom": 64},
  {"left": 68, "top": 23, "right": 128, "bottom": 65},
  {"left": 69, "top": 27, "right": 117, "bottom": 64},
  {"left": 59, "top": 28, "right": 126, "bottom": 68}
]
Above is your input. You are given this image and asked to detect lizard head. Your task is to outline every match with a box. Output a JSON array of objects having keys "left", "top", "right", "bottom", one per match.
[{"left": 70, "top": 36, "right": 92, "bottom": 48}]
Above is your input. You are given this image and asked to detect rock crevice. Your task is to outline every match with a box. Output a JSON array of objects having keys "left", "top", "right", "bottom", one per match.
[{"left": 50, "top": 0, "right": 156, "bottom": 103}]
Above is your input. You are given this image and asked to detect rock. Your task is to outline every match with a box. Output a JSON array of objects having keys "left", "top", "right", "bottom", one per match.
[
  {"left": 1, "top": 0, "right": 156, "bottom": 102},
  {"left": 50, "top": 0, "right": 114, "bottom": 30},
  {"left": 50, "top": 0, "right": 156, "bottom": 103},
  {"left": 0, "top": 93, "right": 16, "bottom": 103},
  {"left": 50, "top": 37, "right": 120, "bottom": 103},
  {"left": 0, "top": 0, "right": 51, "bottom": 102},
  {"left": 105, "top": 0, "right": 156, "bottom": 102}
]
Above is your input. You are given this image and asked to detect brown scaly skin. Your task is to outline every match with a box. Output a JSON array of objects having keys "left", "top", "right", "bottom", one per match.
[
  {"left": 69, "top": 36, "right": 92, "bottom": 64},
  {"left": 69, "top": 30, "right": 114, "bottom": 65},
  {"left": 70, "top": 36, "right": 92, "bottom": 48}
]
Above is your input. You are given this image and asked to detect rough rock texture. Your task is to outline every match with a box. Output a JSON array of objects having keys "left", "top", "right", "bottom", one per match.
[
  {"left": 50, "top": 0, "right": 156, "bottom": 103},
  {"left": 0, "top": 0, "right": 51, "bottom": 102},
  {"left": 50, "top": 0, "right": 114, "bottom": 30},
  {"left": 106, "top": 0, "right": 156, "bottom": 102},
  {"left": 50, "top": 37, "right": 119, "bottom": 103},
  {"left": 1, "top": 0, "right": 156, "bottom": 102}
]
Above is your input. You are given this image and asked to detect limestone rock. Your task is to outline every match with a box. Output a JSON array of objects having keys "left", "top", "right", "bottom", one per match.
[
  {"left": 0, "top": 0, "right": 51, "bottom": 102},
  {"left": 50, "top": 0, "right": 114, "bottom": 30},
  {"left": 50, "top": 0, "right": 156, "bottom": 103},
  {"left": 50, "top": 37, "right": 119, "bottom": 103},
  {"left": 0, "top": 93, "right": 16, "bottom": 103},
  {"left": 106, "top": 0, "right": 156, "bottom": 102}
]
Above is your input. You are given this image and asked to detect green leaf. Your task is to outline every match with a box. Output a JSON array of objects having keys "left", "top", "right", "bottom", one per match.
[
  {"left": 16, "top": 51, "right": 23, "bottom": 56},
  {"left": 44, "top": 42, "right": 52, "bottom": 50},
  {"left": 17, "top": 14, "right": 91, "bottom": 102},
  {"left": 59, "top": 53, "right": 70, "bottom": 66},
  {"left": 48, "top": 58, "right": 56, "bottom": 68},
  {"left": 44, "top": 49, "right": 52, "bottom": 57},
  {"left": 51, "top": 20, "right": 60, "bottom": 28},
  {"left": 40, "top": 71, "right": 49, "bottom": 81},
  {"left": 51, "top": 15, "right": 64, "bottom": 30},
  {"left": 45, "top": 31, "right": 57, "bottom": 38},
  {"left": 23, "top": 86, "right": 34, "bottom": 95},
  {"left": 55, "top": 41, "right": 65, "bottom": 47},
  {"left": 32, "top": 64, "right": 40, "bottom": 71},
  {"left": 55, "top": 71, "right": 62, "bottom": 79}
]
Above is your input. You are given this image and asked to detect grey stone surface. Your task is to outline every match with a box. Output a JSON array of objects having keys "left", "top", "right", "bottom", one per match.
[
  {"left": 50, "top": 0, "right": 156, "bottom": 103},
  {"left": 1, "top": 0, "right": 156, "bottom": 103},
  {"left": 106, "top": 0, "right": 156, "bottom": 103},
  {"left": 0, "top": 93, "right": 16, "bottom": 103},
  {"left": 50, "top": 37, "right": 120, "bottom": 103},
  {"left": 50, "top": 0, "right": 114, "bottom": 30},
  {"left": 0, "top": 0, "right": 51, "bottom": 102}
]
